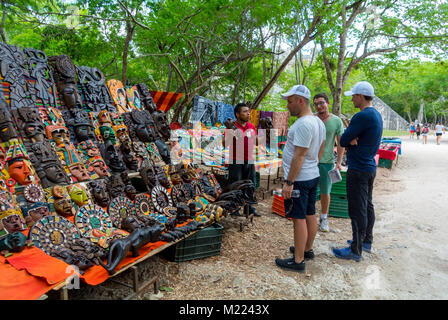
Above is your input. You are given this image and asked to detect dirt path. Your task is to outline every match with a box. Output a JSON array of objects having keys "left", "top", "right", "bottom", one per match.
[
  {"left": 62, "top": 134, "right": 448, "bottom": 300},
  {"left": 362, "top": 134, "right": 448, "bottom": 299}
]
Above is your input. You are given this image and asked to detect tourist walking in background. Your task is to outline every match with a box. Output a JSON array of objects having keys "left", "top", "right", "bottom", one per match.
[
  {"left": 275, "top": 85, "right": 326, "bottom": 272},
  {"left": 415, "top": 123, "right": 421, "bottom": 140},
  {"left": 332, "top": 81, "right": 383, "bottom": 262},
  {"left": 313, "top": 93, "right": 345, "bottom": 232},
  {"left": 409, "top": 122, "right": 415, "bottom": 139},
  {"left": 435, "top": 122, "right": 445, "bottom": 145},
  {"left": 421, "top": 123, "right": 429, "bottom": 144}
]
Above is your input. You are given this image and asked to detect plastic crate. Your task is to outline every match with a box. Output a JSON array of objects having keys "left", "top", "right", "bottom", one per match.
[
  {"left": 255, "top": 172, "right": 260, "bottom": 189},
  {"left": 271, "top": 194, "right": 286, "bottom": 217},
  {"left": 378, "top": 158, "right": 393, "bottom": 169},
  {"left": 161, "top": 223, "right": 223, "bottom": 262},
  {"left": 328, "top": 195, "right": 349, "bottom": 218}
]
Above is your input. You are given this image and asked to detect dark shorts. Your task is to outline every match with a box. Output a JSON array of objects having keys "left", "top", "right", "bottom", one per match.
[
  {"left": 436, "top": 133, "right": 442, "bottom": 136},
  {"left": 284, "top": 177, "right": 319, "bottom": 219}
]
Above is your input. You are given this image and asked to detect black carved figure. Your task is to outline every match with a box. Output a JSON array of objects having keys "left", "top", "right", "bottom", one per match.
[
  {"left": 76, "top": 65, "right": 116, "bottom": 113},
  {"left": 152, "top": 110, "right": 171, "bottom": 142},
  {"left": 136, "top": 83, "right": 156, "bottom": 113},
  {"left": 176, "top": 202, "right": 190, "bottom": 223},
  {"left": 154, "top": 139, "right": 171, "bottom": 165},
  {"left": 88, "top": 179, "right": 110, "bottom": 208},
  {"left": 99, "top": 223, "right": 165, "bottom": 275},
  {"left": 27, "top": 141, "right": 71, "bottom": 188},
  {"left": 0, "top": 232, "right": 28, "bottom": 253},
  {"left": 106, "top": 174, "right": 126, "bottom": 199},
  {"left": 66, "top": 108, "right": 96, "bottom": 143},
  {"left": 119, "top": 139, "right": 139, "bottom": 171},
  {"left": 0, "top": 43, "right": 34, "bottom": 109},
  {"left": 24, "top": 48, "right": 58, "bottom": 109},
  {"left": 122, "top": 110, "right": 159, "bottom": 143},
  {"left": 100, "top": 140, "right": 126, "bottom": 173},
  {"left": 139, "top": 165, "right": 157, "bottom": 190},
  {"left": 12, "top": 107, "right": 46, "bottom": 143},
  {"left": 48, "top": 54, "right": 83, "bottom": 110},
  {"left": 0, "top": 96, "right": 18, "bottom": 142}
]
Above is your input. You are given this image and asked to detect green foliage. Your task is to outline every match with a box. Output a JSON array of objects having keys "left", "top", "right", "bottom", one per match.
[{"left": 1, "top": 0, "right": 447, "bottom": 125}]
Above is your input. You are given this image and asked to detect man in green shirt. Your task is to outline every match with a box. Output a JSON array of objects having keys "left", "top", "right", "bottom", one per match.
[{"left": 313, "top": 93, "right": 345, "bottom": 232}]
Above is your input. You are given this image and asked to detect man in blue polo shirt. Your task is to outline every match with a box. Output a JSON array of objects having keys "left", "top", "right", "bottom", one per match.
[{"left": 332, "top": 81, "right": 383, "bottom": 262}]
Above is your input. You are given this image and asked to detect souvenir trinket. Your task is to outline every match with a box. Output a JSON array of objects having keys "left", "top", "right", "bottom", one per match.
[
  {"left": 108, "top": 196, "right": 134, "bottom": 228},
  {"left": 23, "top": 183, "right": 44, "bottom": 203},
  {"left": 29, "top": 215, "right": 80, "bottom": 256},
  {"left": 134, "top": 193, "right": 152, "bottom": 216}
]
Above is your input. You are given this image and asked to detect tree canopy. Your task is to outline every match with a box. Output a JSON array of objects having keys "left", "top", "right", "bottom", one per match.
[{"left": 2, "top": 0, "right": 447, "bottom": 124}]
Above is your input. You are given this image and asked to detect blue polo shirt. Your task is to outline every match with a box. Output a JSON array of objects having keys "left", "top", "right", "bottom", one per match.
[{"left": 340, "top": 107, "right": 383, "bottom": 172}]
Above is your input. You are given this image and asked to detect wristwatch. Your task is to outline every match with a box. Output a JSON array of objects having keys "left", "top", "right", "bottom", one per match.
[{"left": 284, "top": 179, "right": 294, "bottom": 186}]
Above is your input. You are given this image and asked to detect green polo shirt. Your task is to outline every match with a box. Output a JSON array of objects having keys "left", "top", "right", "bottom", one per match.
[{"left": 320, "top": 114, "right": 344, "bottom": 164}]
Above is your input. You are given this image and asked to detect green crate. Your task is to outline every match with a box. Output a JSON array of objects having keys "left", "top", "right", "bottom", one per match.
[
  {"left": 329, "top": 195, "right": 349, "bottom": 218},
  {"left": 255, "top": 172, "right": 260, "bottom": 189},
  {"left": 378, "top": 158, "right": 393, "bottom": 169},
  {"left": 161, "top": 223, "right": 224, "bottom": 262}
]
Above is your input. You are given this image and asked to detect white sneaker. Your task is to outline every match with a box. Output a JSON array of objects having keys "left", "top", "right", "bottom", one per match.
[{"left": 320, "top": 218, "right": 330, "bottom": 232}]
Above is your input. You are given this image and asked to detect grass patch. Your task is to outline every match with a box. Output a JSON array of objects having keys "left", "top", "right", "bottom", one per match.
[{"left": 382, "top": 130, "right": 408, "bottom": 137}]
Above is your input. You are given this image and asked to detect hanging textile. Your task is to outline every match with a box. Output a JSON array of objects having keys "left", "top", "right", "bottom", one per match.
[
  {"left": 216, "top": 102, "right": 236, "bottom": 124},
  {"left": 190, "top": 95, "right": 218, "bottom": 125},
  {"left": 249, "top": 109, "right": 260, "bottom": 129},
  {"left": 273, "top": 111, "right": 290, "bottom": 136},
  {"left": 149, "top": 91, "right": 183, "bottom": 113}
]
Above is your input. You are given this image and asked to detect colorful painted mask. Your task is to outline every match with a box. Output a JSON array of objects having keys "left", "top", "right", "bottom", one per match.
[
  {"left": 78, "top": 140, "right": 101, "bottom": 158},
  {"left": 90, "top": 158, "right": 109, "bottom": 177},
  {"left": 69, "top": 163, "right": 91, "bottom": 182},
  {"left": 68, "top": 184, "right": 89, "bottom": 207},
  {"left": 8, "top": 159, "right": 33, "bottom": 185}
]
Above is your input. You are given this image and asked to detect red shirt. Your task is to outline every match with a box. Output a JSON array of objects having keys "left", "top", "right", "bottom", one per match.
[{"left": 225, "top": 121, "right": 257, "bottom": 162}]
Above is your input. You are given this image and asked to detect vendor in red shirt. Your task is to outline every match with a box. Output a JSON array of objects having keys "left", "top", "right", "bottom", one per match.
[{"left": 224, "top": 103, "right": 260, "bottom": 217}]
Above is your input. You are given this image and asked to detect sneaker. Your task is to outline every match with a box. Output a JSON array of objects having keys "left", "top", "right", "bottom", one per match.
[
  {"left": 347, "top": 240, "right": 372, "bottom": 253},
  {"left": 332, "top": 246, "right": 362, "bottom": 262},
  {"left": 289, "top": 246, "right": 315, "bottom": 260},
  {"left": 275, "top": 257, "right": 306, "bottom": 273},
  {"left": 319, "top": 218, "right": 330, "bottom": 232}
]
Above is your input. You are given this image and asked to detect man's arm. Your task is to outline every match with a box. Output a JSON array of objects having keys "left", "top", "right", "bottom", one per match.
[
  {"left": 318, "top": 139, "right": 326, "bottom": 163},
  {"left": 335, "top": 135, "right": 344, "bottom": 170},
  {"left": 282, "top": 145, "right": 308, "bottom": 199},
  {"left": 340, "top": 114, "right": 364, "bottom": 147}
]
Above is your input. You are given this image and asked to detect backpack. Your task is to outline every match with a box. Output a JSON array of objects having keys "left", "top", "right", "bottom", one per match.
[{"left": 423, "top": 127, "right": 429, "bottom": 134}]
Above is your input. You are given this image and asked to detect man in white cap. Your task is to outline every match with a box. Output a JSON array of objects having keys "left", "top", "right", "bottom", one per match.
[
  {"left": 275, "top": 84, "right": 326, "bottom": 273},
  {"left": 332, "top": 81, "right": 383, "bottom": 262}
]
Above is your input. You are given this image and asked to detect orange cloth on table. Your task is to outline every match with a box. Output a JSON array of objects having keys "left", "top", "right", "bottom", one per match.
[
  {"left": 0, "top": 256, "right": 60, "bottom": 300},
  {"left": 5, "top": 246, "right": 78, "bottom": 285},
  {"left": 249, "top": 109, "right": 260, "bottom": 129}
]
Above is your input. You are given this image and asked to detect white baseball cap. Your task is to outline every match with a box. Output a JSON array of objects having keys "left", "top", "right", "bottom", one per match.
[
  {"left": 280, "top": 85, "right": 311, "bottom": 100},
  {"left": 344, "top": 81, "right": 375, "bottom": 97}
]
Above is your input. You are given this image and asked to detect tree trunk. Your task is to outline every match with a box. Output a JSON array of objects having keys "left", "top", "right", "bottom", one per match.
[
  {"left": 0, "top": 0, "right": 7, "bottom": 43},
  {"left": 122, "top": 20, "right": 135, "bottom": 85}
]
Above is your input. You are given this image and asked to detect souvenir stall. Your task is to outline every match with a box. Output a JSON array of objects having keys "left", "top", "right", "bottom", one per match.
[
  {"left": 181, "top": 96, "right": 287, "bottom": 196},
  {"left": 0, "top": 44, "right": 256, "bottom": 300}
]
